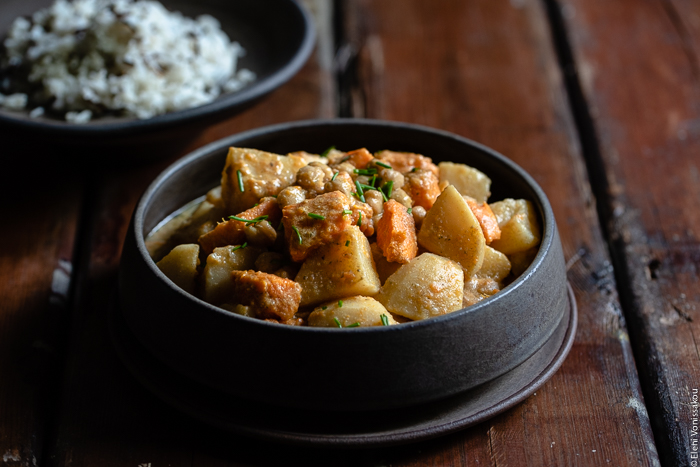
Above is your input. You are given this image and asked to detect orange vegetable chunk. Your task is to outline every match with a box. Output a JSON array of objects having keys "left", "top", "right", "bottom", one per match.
[{"left": 376, "top": 199, "right": 418, "bottom": 264}]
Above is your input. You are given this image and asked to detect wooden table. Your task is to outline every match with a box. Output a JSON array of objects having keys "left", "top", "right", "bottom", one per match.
[{"left": 2, "top": 0, "right": 698, "bottom": 465}]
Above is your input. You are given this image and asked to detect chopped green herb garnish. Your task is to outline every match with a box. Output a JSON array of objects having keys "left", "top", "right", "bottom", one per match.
[
  {"left": 345, "top": 240, "right": 350, "bottom": 246},
  {"left": 320, "top": 145, "right": 335, "bottom": 158},
  {"left": 338, "top": 300, "right": 343, "bottom": 307},
  {"left": 231, "top": 242, "right": 248, "bottom": 252},
  {"left": 322, "top": 306, "right": 327, "bottom": 310},
  {"left": 331, "top": 171, "right": 339, "bottom": 181},
  {"left": 411, "top": 167, "right": 419, "bottom": 172},
  {"left": 357, "top": 211, "right": 362, "bottom": 226},
  {"left": 369, "top": 174, "right": 377, "bottom": 187},
  {"left": 359, "top": 183, "right": 378, "bottom": 191},
  {"left": 237, "top": 170, "right": 244, "bottom": 192},
  {"left": 333, "top": 317, "right": 343, "bottom": 328},
  {"left": 343, "top": 209, "right": 352, "bottom": 215},
  {"left": 381, "top": 314, "right": 389, "bottom": 326},
  {"left": 292, "top": 225, "right": 302, "bottom": 245},
  {"left": 407, "top": 207, "right": 413, "bottom": 214},
  {"left": 353, "top": 168, "right": 378, "bottom": 176},
  {"left": 379, "top": 187, "right": 389, "bottom": 202},
  {"left": 375, "top": 161, "right": 392, "bottom": 169},
  {"left": 340, "top": 156, "right": 351, "bottom": 163},
  {"left": 228, "top": 215, "right": 269, "bottom": 225},
  {"left": 382, "top": 180, "right": 394, "bottom": 199},
  {"left": 307, "top": 212, "right": 326, "bottom": 220},
  {"left": 346, "top": 322, "right": 360, "bottom": 328},
  {"left": 354, "top": 180, "right": 366, "bottom": 202}
]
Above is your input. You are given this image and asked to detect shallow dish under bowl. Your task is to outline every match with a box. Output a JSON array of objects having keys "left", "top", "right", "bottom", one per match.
[
  {"left": 0, "top": 0, "right": 314, "bottom": 147},
  {"left": 118, "top": 119, "right": 570, "bottom": 412}
]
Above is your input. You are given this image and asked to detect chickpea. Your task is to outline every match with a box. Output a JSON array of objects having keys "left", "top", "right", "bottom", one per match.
[
  {"left": 411, "top": 205, "right": 427, "bottom": 227},
  {"left": 277, "top": 186, "right": 307, "bottom": 208},
  {"left": 364, "top": 189, "right": 385, "bottom": 216},
  {"left": 390, "top": 188, "right": 413, "bottom": 208},
  {"left": 323, "top": 170, "right": 354, "bottom": 197},
  {"left": 378, "top": 167, "right": 405, "bottom": 190},
  {"left": 244, "top": 220, "right": 277, "bottom": 247}
]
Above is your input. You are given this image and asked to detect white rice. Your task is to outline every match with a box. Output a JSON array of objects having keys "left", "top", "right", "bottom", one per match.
[{"left": 0, "top": 0, "right": 255, "bottom": 122}]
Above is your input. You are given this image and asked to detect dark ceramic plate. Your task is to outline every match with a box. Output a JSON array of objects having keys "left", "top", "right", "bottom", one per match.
[
  {"left": 0, "top": 0, "right": 314, "bottom": 145},
  {"left": 119, "top": 119, "right": 572, "bottom": 412},
  {"left": 110, "top": 284, "right": 576, "bottom": 447}
]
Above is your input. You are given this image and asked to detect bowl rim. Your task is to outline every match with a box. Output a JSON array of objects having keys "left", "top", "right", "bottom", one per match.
[
  {"left": 0, "top": 0, "right": 316, "bottom": 137},
  {"left": 131, "top": 118, "right": 558, "bottom": 334}
]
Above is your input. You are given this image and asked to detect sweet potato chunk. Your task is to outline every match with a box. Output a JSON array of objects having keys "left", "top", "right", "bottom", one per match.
[
  {"left": 346, "top": 148, "right": 374, "bottom": 169},
  {"left": 376, "top": 199, "right": 417, "bottom": 264},
  {"left": 198, "top": 197, "right": 281, "bottom": 255},
  {"left": 465, "top": 197, "right": 501, "bottom": 244},
  {"left": 221, "top": 147, "right": 307, "bottom": 214},
  {"left": 403, "top": 169, "right": 441, "bottom": 209},
  {"left": 230, "top": 270, "right": 301, "bottom": 321},
  {"left": 375, "top": 150, "right": 439, "bottom": 176},
  {"left": 282, "top": 191, "right": 355, "bottom": 262}
]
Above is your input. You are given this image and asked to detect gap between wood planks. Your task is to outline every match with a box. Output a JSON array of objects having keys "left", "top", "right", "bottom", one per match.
[{"left": 541, "top": 0, "right": 674, "bottom": 464}]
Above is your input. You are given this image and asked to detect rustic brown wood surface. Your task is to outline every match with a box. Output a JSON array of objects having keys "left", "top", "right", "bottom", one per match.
[
  {"left": 556, "top": 0, "right": 700, "bottom": 465},
  {"left": 2, "top": 0, "right": 694, "bottom": 465}
]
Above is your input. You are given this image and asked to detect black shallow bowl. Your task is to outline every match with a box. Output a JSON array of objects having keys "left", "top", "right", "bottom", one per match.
[
  {"left": 0, "top": 0, "right": 314, "bottom": 147},
  {"left": 118, "top": 119, "right": 569, "bottom": 412}
]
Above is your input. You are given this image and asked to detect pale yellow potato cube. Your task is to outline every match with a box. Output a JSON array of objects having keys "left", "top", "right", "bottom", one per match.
[
  {"left": 370, "top": 242, "right": 401, "bottom": 284},
  {"left": 295, "top": 226, "right": 381, "bottom": 307},
  {"left": 489, "top": 199, "right": 541, "bottom": 255},
  {"left": 376, "top": 253, "right": 464, "bottom": 320},
  {"left": 478, "top": 245, "right": 511, "bottom": 282},
  {"left": 221, "top": 147, "right": 307, "bottom": 214},
  {"left": 418, "top": 185, "right": 485, "bottom": 277},
  {"left": 202, "top": 245, "right": 263, "bottom": 305},
  {"left": 308, "top": 296, "right": 397, "bottom": 328},
  {"left": 438, "top": 161, "right": 491, "bottom": 203},
  {"left": 508, "top": 246, "right": 539, "bottom": 277},
  {"left": 156, "top": 244, "right": 200, "bottom": 295}
]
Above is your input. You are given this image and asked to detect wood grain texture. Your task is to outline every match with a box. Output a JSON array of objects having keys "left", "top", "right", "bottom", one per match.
[
  {"left": 342, "top": 0, "right": 659, "bottom": 465},
  {"left": 557, "top": 0, "right": 700, "bottom": 464},
  {"left": 0, "top": 148, "right": 82, "bottom": 466}
]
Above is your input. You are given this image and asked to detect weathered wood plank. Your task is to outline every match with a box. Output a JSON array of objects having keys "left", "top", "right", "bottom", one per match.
[
  {"left": 0, "top": 148, "right": 82, "bottom": 466},
  {"left": 556, "top": 0, "right": 700, "bottom": 464},
  {"left": 342, "top": 0, "right": 659, "bottom": 465}
]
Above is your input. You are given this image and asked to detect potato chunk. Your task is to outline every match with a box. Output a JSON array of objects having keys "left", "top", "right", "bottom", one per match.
[
  {"left": 509, "top": 246, "right": 539, "bottom": 276},
  {"left": 156, "top": 244, "right": 200, "bottom": 295},
  {"left": 478, "top": 245, "right": 511, "bottom": 282},
  {"left": 488, "top": 199, "right": 541, "bottom": 255},
  {"left": 295, "top": 226, "right": 381, "bottom": 307},
  {"left": 376, "top": 199, "right": 418, "bottom": 264},
  {"left": 438, "top": 161, "right": 491, "bottom": 203},
  {"left": 221, "top": 147, "right": 307, "bottom": 214},
  {"left": 230, "top": 270, "right": 302, "bottom": 321},
  {"left": 308, "top": 296, "right": 397, "bottom": 328},
  {"left": 418, "top": 185, "right": 485, "bottom": 277},
  {"left": 202, "top": 245, "right": 264, "bottom": 304},
  {"left": 376, "top": 253, "right": 464, "bottom": 321}
]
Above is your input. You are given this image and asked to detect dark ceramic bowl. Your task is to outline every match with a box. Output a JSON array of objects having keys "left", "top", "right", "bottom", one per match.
[
  {"left": 0, "top": 0, "right": 314, "bottom": 147},
  {"left": 118, "top": 119, "right": 569, "bottom": 412}
]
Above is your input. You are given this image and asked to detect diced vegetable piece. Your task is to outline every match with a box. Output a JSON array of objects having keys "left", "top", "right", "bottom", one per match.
[
  {"left": 221, "top": 147, "right": 307, "bottom": 214},
  {"left": 508, "top": 246, "right": 539, "bottom": 276},
  {"left": 376, "top": 199, "right": 418, "bottom": 264},
  {"left": 230, "top": 270, "right": 302, "bottom": 321},
  {"left": 418, "top": 185, "right": 485, "bottom": 277},
  {"left": 403, "top": 169, "right": 441, "bottom": 209},
  {"left": 463, "top": 276, "right": 501, "bottom": 307},
  {"left": 346, "top": 148, "right": 374, "bottom": 169},
  {"left": 202, "top": 245, "right": 263, "bottom": 304},
  {"left": 375, "top": 150, "right": 439, "bottom": 176},
  {"left": 465, "top": 197, "right": 501, "bottom": 244},
  {"left": 282, "top": 191, "right": 355, "bottom": 262},
  {"left": 376, "top": 253, "right": 464, "bottom": 320},
  {"left": 296, "top": 226, "right": 381, "bottom": 307},
  {"left": 438, "top": 161, "right": 491, "bottom": 203},
  {"left": 156, "top": 244, "right": 200, "bottom": 295},
  {"left": 478, "top": 246, "right": 511, "bottom": 282},
  {"left": 370, "top": 242, "right": 401, "bottom": 284},
  {"left": 198, "top": 197, "right": 281, "bottom": 255},
  {"left": 489, "top": 199, "right": 541, "bottom": 255},
  {"left": 308, "top": 296, "right": 397, "bottom": 327}
]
